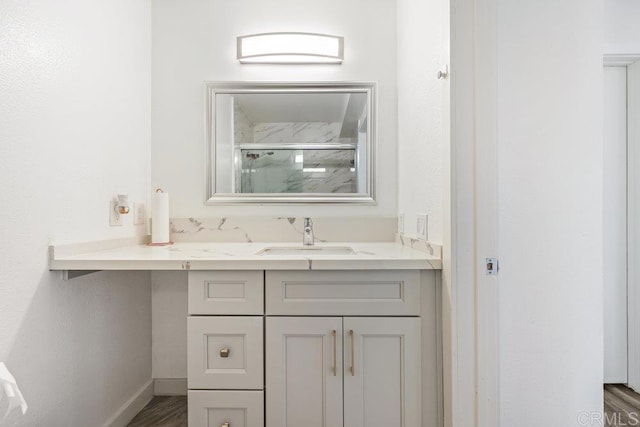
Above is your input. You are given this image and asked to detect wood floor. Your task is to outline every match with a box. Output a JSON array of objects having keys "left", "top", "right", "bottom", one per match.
[
  {"left": 128, "top": 385, "right": 640, "bottom": 427},
  {"left": 128, "top": 396, "right": 187, "bottom": 427},
  {"left": 604, "top": 384, "right": 640, "bottom": 426}
]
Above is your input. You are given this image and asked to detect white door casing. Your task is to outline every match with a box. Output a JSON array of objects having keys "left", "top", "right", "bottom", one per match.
[
  {"left": 603, "top": 65, "right": 629, "bottom": 383},
  {"left": 628, "top": 59, "right": 640, "bottom": 392}
]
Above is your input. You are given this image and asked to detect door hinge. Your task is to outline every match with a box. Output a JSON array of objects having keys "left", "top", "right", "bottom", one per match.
[{"left": 485, "top": 258, "right": 498, "bottom": 276}]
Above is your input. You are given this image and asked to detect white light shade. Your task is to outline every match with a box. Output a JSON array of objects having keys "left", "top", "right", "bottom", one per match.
[{"left": 237, "top": 32, "right": 344, "bottom": 64}]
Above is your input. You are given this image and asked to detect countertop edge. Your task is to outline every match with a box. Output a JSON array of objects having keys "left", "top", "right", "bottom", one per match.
[{"left": 49, "top": 240, "right": 443, "bottom": 272}]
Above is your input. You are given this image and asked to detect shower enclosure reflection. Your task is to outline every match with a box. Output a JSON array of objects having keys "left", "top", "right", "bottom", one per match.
[
  {"left": 240, "top": 149, "right": 356, "bottom": 193},
  {"left": 206, "top": 82, "right": 375, "bottom": 204}
]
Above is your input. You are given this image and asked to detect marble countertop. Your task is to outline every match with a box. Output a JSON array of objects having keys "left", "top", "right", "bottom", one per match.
[{"left": 49, "top": 241, "right": 441, "bottom": 271}]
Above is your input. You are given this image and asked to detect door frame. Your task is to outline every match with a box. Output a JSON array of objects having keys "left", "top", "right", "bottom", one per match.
[
  {"left": 605, "top": 52, "right": 640, "bottom": 392},
  {"left": 629, "top": 58, "right": 640, "bottom": 392},
  {"left": 448, "top": 0, "right": 500, "bottom": 426},
  {"left": 603, "top": 64, "right": 630, "bottom": 384}
]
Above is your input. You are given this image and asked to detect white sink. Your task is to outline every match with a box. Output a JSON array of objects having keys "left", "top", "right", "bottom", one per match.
[{"left": 257, "top": 246, "right": 356, "bottom": 256}]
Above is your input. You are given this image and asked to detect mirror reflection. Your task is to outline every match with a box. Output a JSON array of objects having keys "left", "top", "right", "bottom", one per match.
[
  {"left": 206, "top": 83, "right": 375, "bottom": 204},
  {"left": 239, "top": 149, "right": 357, "bottom": 193}
]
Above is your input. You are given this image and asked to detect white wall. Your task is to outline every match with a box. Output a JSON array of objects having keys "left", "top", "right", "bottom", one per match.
[
  {"left": 496, "top": 0, "right": 603, "bottom": 425},
  {"left": 397, "top": 0, "right": 447, "bottom": 244},
  {"left": 152, "top": 272, "right": 188, "bottom": 380},
  {"left": 152, "top": 0, "right": 398, "bottom": 217},
  {"left": 604, "top": 0, "right": 640, "bottom": 52},
  {"left": 0, "top": 0, "right": 152, "bottom": 425}
]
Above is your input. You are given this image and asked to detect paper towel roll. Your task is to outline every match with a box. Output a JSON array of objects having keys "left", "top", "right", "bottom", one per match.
[{"left": 152, "top": 190, "right": 170, "bottom": 244}]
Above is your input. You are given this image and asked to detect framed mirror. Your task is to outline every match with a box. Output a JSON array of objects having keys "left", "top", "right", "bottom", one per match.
[{"left": 205, "top": 82, "right": 376, "bottom": 204}]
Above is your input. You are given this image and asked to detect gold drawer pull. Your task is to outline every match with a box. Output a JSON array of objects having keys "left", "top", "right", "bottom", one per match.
[
  {"left": 220, "top": 348, "right": 230, "bottom": 358},
  {"left": 222, "top": 423, "right": 230, "bottom": 427},
  {"left": 349, "top": 330, "right": 355, "bottom": 376},
  {"left": 332, "top": 330, "right": 337, "bottom": 376}
]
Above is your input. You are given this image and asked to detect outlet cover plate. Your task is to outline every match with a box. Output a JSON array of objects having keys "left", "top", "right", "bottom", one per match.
[{"left": 109, "top": 200, "right": 123, "bottom": 226}]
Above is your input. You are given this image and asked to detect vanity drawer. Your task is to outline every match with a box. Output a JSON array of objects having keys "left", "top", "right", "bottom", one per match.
[
  {"left": 188, "top": 271, "right": 264, "bottom": 315},
  {"left": 265, "top": 270, "right": 420, "bottom": 316},
  {"left": 188, "top": 317, "right": 264, "bottom": 390},
  {"left": 188, "top": 390, "right": 264, "bottom": 427}
]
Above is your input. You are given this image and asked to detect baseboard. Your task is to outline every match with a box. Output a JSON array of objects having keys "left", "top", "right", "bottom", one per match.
[
  {"left": 102, "top": 379, "right": 153, "bottom": 427},
  {"left": 154, "top": 378, "right": 187, "bottom": 396}
]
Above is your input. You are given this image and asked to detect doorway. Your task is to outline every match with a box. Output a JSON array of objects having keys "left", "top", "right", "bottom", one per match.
[
  {"left": 604, "top": 65, "right": 628, "bottom": 384},
  {"left": 604, "top": 58, "right": 640, "bottom": 393}
]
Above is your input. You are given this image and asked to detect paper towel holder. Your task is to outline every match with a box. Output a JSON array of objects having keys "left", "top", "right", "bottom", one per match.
[{"left": 147, "top": 188, "right": 174, "bottom": 247}]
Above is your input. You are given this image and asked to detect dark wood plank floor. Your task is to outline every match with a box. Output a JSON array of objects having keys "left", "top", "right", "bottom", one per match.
[
  {"left": 128, "top": 396, "right": 187, "bottom": 427},
  {"left": 605, "top": 384, "right": 640, "bottom": 427},
  {"left": 127, "top": 385, "right": 639, "bottom": 427}
]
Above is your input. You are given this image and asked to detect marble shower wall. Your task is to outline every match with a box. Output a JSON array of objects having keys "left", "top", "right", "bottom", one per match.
[
  {"left": 233, "top": 101, "right": 254, "bottom": 144},
  {"left": 170, "top": 216, "right": 397, "bottom": 243},
  {"left": 300, "top": 149, "right": 356, "bottom": 193},
  {"left": 237, "top": 121, "right": 359, "bottom": 193},
  {"left": 253, "top": 122, "right": 348, "bottom": 144},
  {"left": 240, "top": 149, "right": 356, "bottom": 193}
]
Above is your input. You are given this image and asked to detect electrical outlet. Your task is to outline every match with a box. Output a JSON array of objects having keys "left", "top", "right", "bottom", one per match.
[
  {"left": 398, "top": 214, "right": 405, "bottom": 234},
  {"left": 109, "top": 199, "right": 123, "bottom": 226},
  {"left": 416, "top": 214, "right": 428, "bottom": 240},
  {"left": 134, "top": 202, "right": 146, "bottom": 225}
]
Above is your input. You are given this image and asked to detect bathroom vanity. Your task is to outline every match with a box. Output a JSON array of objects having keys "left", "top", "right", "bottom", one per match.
[{"left": 49, "top": 240, "right": 442, "bottom": 427}]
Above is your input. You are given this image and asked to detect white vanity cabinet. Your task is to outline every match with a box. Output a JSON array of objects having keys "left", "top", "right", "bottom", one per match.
[
  {"left": 264, "top": 270, "right": 422, "bottom": 427},
  {"left": 187, "top": 269, "right": 432, "bottom": 427}
]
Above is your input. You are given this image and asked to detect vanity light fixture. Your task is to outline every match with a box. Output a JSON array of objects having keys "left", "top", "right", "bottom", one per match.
[{"left": 236, "top": 32, "right": 344, "bottom": 64}]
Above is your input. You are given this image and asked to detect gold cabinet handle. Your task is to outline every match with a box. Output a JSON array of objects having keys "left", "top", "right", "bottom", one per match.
[
  {"left": 349, "top": 330, "right": 355, "bottom": 376},
  {"left": 332, "top": 330, "right": 337, "bottom": 376},
  {"left": 222, "top": 423, "right": 230, "bottom": 427},
  {"left": 220, "top": 348, "right": 230, "bottom": 358}
]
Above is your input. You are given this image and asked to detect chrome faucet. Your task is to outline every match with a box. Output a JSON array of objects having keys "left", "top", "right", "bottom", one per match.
[{"left": 303, "top": 217, "right": 314, "bottom": 246}]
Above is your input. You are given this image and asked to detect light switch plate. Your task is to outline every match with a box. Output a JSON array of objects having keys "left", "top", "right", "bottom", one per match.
[
  {"left": 134, "top": 202, "right": 146, "bottom": 225},
  {"left": 398, "top": 214, "right": 405, "bottom": 234},
  {"left": 416, "top": 214, "right": 428, "bottom": 240}
]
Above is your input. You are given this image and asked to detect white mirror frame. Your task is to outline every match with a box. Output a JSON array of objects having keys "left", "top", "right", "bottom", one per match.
[{"left": 204, "top": 81, "right": 377, "bottom": 205}]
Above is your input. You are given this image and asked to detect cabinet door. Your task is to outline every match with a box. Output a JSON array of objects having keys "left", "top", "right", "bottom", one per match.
[
  {"left": 343, "top": 317, "right": 421, "bottom": 427},
  {"left": 266, "top": 317, "right": 343, "bottom": 427}
]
